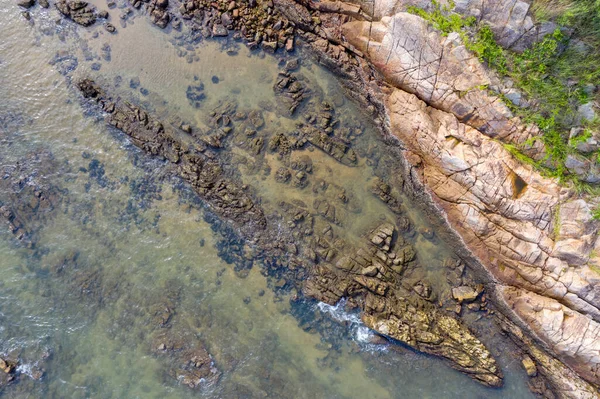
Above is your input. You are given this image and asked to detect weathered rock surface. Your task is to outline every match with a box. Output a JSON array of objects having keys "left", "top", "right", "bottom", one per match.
[
  {"left": 384, "top": 85, "right": 600, "bottom": 392},
  {"left": 55, "top": 0, "right": 97, "bottom": 26},
  {"left": 305, "top": 223, "right": 502, "bottom": 386},
  {"left": 362, "top": 0, "right": 554, "bottom": 51},
  {"left": 342, "top": 13, "right": 543, "bottom": 154},
  {"left": 313, "top": 3, "right": 600, "bottom": 395}
]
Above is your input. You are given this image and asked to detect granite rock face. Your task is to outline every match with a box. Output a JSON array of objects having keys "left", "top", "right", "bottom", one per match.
[
  {"left": 384, "top": 85, "right": 600, "bottom": 394},
  {"left": 342, "top": 13, "right": 541, "bottom": 151},
  {"left": 363, "top": 0, "right": 555, "bottom": 51},
  {"left": 336, "top": 3, "right": 600, "bottom": 395}
]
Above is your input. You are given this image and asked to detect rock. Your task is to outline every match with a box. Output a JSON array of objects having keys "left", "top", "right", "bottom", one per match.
[
  {"left": 578, "top": 102, "right": 597, "bottom": 122},
  {"left": 156, "top": 0, "right": 168, "bottom": 9},
  {"left": 522, "top": 355, "right": 537, "bottom": 377},
  {"left": 361, "top": 265, "right": 378, "bottom": 277},
  {"left": 262, "top": 41, "right": 278, "bottom": 53},
  {"left": 39, "top": 0, "right": 49, "bottom": 8},
  {"left": 104, "top": 23, "right": 116, "bottom": 33},
  {"left": 55, "top": 0, "right": 97, "bottom": 26},
  {"left": 77, "top": 79, "right": 266, "bottom": 229},
  {"left": 16, "top": 0, "right": 35, "bottom": 8},
  {"left": 452, "top": 286, "right": 479, "bottom": 303},
  {"left": 212, "top": 24, "right": 228, "bottom": 37},
  {"left": 570, "top": 127, "right": 600, "bottom": 153},
  {"left": 181, "top": 124, "right": 192, "bottom": 133},
  {"left": 0, "top": 359, "right": 12, "bottom": 374},
  {"left": 285, "top": 37, "right": 294, "bottom": 52},
  {"left": 413, "top": 281, "right": 432, "bottom": 300},
  {"left": 130, "top": 77, "right": 140, "bottom": 89},
  {"left": 504, "top": 88, "right": 528, "bottom": 108},
  {"left": 98, "top": 10, "right": 108, "bottom": 18}
]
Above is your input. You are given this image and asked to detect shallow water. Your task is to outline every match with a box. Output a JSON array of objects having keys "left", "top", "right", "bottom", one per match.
[{"left": 0, "top": 1, "right": 536, "bottom": 398}]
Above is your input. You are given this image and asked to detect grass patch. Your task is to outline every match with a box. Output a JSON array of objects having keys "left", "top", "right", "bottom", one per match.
[
  {"left": 408, "top": 0, "right": 600, "bottom": 185},
  {"left": 593, "top": 205, "right": 600, "bottom": 220}
]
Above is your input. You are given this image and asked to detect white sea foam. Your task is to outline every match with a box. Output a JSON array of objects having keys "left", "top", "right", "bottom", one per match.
[{"left": 316, "top": 299, "right": 385, "bottom": 350}]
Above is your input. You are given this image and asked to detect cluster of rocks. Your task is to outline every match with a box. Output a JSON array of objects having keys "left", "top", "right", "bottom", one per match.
[
  {"left": 304, "top": 223, "right": 502, "bottom": 387},
  {"left": 177, "top": 0, "right": 296, "bottom": 52},
  {"left": 273, "top": 70, "right": 309, "bottom": 115},
  {"left": 74, "top": 71, "right": 512, "bottom": 388},
  {"left": 77, "top": 79, "right": 266, "bottom": 230},
  {"left": 55, "top": 0, "right": 98, "bottom": 26},
  {"left": 186, "top": 81, "right": 206, "bottom": 108},
  {"left": 370, "top": 177, "right": 403, "bottom": 214}
]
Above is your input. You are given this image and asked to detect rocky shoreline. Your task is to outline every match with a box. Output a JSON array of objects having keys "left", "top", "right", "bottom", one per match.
[
  {"left": 77, "top": 75, "right": 506, "bottom": 387},
  {"left": 10, "top": 0, "right": 600, "bottom": 397}
]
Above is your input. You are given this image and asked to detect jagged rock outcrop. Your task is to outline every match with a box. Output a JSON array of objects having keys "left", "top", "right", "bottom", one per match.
[
  {"left": 305, "top": 223, "right": 503, "bottom": 387},
  {"left": 77, "top": 79, "right": 266, "bottom": 230},
  {"left": 55, "top": 0, "right": 97, "bottom": 26},
  {"left": 383, "top": 85, "right": 600, "bottom": 393}
]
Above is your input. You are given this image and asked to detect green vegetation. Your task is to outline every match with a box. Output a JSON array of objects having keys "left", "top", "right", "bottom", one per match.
[
  {"left": 593, "top": 205, "right": 600, "bottom": 220},
  {"left": 408, "top": 0, "right": 600, "bottom": 186}
]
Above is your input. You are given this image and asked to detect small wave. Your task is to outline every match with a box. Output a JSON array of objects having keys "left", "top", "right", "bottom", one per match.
[
  {"left": 16, "top": 363, "right": 35, "bottom": 379},
  {"left": 316, "top": 299, "right": 386, "bottom": 351}
]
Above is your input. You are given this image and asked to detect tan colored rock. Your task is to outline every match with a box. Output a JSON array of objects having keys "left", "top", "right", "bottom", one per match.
[
  {"left": 0, "top": 358, "right": 12, "bottom": 374},
  {"left": 342, "top": 13, "right": 541, "bottom": 151},
  {"left": 452, "top": 286, "right": 479, "bottom": 303},
  {"left": 383, "top": 85, "right": 600, "bottom": 388},
  {"left": 522, "top": 355, "right": 537, "bottom": 377}
]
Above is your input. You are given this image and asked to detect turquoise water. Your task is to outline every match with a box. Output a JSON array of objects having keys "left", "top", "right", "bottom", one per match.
[{"left": 0, "top": 1, "right": 535, "bottom": 398}]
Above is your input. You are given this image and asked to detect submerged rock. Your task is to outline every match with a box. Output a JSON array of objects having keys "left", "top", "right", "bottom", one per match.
[{"left": 77, "top": 79, "right": 266, "bottom": 230}]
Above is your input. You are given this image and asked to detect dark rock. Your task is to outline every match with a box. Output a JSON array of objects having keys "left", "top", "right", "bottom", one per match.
[
  {"left": 104, "top": 22, "right": 116, "bottom": 33},
  {"left": 55, "top": 0, "right": 97, "bottom": 26},
  {"left": 211, "top": 75, "right": 219, "bottom": 84},
  {"left": 17, "top": 0, "right": 35, "bottom": 8},
  {"left": 77, "top": 79, "right": 266, "bottom": 229}
]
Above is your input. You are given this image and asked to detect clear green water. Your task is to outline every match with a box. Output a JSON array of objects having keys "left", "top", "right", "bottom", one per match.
[{"left": 0, "top": 1, "right": 535, "bottom": 398}]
